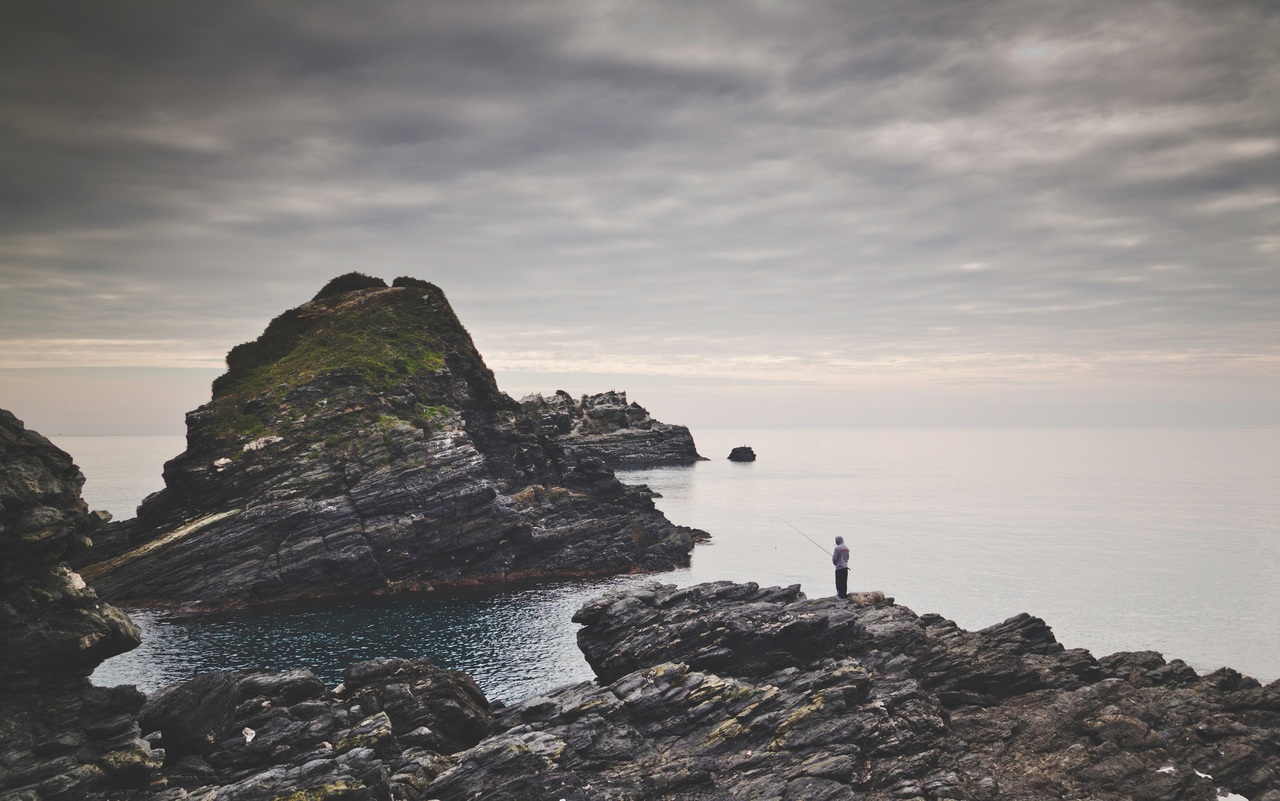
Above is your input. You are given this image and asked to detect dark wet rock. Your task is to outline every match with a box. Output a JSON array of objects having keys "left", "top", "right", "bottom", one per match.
[
  {"left": 520, "top": 390, "right": 705, "bottom": 468},
  {"left": 139, "top": 656, "right": 491, "bottom": 800},
  {"left": 0, "top": 409, "right": 160, "bottom": 800},
  {"left": 728, "top": 445, "right": 756, "bottom": 462},
  {"left": 423, "top": 580, "right": 1280, "bottom": 801},
  {"left": 74, "top": 276, "right": 704, "bottom": 607}
]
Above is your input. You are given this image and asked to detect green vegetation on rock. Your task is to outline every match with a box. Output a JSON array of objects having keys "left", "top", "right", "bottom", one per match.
[{"left": 205, "top": 280, "right": 450, "bottom": 445}]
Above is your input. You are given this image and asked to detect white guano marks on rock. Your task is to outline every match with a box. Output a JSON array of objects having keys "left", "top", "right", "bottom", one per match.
[
  {"left": 1159, "top": 767, "right": 1249, "bottom": 801},
  {"left": 243, "top": 435, "right": 284, "bottom": 452},
  {"left": 59, "top": 565, "right": 88, "bottom": 590}
]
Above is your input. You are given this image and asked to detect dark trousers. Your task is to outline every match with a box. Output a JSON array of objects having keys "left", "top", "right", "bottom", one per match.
[{"left": 835, "top": 567, "right": 849, "bottom": 598}]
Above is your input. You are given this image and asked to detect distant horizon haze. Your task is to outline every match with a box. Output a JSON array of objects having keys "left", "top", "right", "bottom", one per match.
[{"left": 2, "top": 361, "right": 1276, "bottom": 436}]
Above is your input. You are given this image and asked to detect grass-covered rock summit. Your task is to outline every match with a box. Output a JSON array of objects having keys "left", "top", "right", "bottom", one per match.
[{"left": 76, "top": 274, "right": 704, "bottom": 606}]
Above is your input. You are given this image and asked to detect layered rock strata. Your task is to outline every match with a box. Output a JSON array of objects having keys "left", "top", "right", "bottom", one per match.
[
  {"left": 425, "top": 581, "right": 1280, "bottom": 801},
  {"left": 75, "top": 275, "right": 703, "bottom": 607},
  {"left": 0, "top": 409, "right": 160, "bottom": 800},
  {"left": 520, "top": 390, "right": 704, "bottom": 468}
]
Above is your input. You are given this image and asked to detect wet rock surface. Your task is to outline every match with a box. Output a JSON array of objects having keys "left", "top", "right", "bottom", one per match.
[
  {"left": 74, "top": 276, "right": 703, "bottom": 607},
  {"left": 521, "top": 390, "right": 705, "bottom": 468},
  {"left": 0, "top": 409, "right": 160, "bottom": 800},
  {"left": 424, "top": 581, "right": 1280, "bottom": 801}
]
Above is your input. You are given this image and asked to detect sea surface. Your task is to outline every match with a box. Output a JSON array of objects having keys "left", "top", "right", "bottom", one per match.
[{"left": 55, "top": 429, "right": 1280, "bottom": 703}]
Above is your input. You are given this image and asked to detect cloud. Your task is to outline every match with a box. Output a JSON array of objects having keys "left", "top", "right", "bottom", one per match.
[{"left": 1, "top": 0, "right": 1277, "bottom": 426}]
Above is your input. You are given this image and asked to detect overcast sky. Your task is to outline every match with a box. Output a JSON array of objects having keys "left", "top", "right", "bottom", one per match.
[{"left": 2, "top": 0, "right": 1278, "bottom": 434}]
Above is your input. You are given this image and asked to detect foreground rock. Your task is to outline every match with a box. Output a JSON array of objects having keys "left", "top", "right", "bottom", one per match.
[
  {"left": 0, "top": 409, "right": 160, "bottom": 800},
  {"left": 140, "top": 657, "right": 491, "bottom": 801},
  {"left": 75, "top": 274, "right": 703, "bottom": 607},
  {"left": 521, "top": 390, "right": 704, "bottom": 468},
  {"left": 426, "top": 581, "right": 1280, "bottom": 801}
]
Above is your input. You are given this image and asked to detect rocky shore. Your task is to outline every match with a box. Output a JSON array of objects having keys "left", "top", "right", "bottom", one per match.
[
  {"left": 520, "top": 390, "right": 705, "bottom": 468},
  {"left": 71, "top": 275, "right": 703, "bottom": 607},
  {"left": 428, "top": 581, "right": 1280, "bottom": 800}
]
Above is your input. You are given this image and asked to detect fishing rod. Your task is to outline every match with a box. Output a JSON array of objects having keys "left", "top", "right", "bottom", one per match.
[
  {"left": 778, "top": 516, "right": 831, "bottom": 555},
  {"left": 719, "top": 468, "right": 834, "bottom": 555}
]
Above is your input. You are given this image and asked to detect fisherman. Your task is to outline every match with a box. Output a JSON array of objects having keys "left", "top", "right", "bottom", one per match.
[{"left": 832, "top": 535, "right": 850, "bottom": 599}]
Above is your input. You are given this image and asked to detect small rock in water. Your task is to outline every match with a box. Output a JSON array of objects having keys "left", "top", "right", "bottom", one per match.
[{"left": 728, "top": 445, "right": 756, "bottom": 462}]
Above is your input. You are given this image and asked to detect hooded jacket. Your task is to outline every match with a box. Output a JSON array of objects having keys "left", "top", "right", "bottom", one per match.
[{"left": 832, "top": 536, "right": 850, "bottom": 570}]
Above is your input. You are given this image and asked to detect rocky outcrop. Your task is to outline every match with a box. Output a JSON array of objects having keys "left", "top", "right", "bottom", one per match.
[
  {"left": 424, "top": 581, "right": 1280, "bottom": 801},
  {"left": 520, "top": 390, "right": 705, "bottom": 468},
  {"left": 728, "top": 445, "right": 756, "bottom": 462},
  {"left": 74, "top": 275, "right": 704, "bottom": 607},
  {"left": 0, "top": 409, "right": 161, "bottom": 800},
  {"left": 139, "top": 657, "right": 492, "bottom": 801}
]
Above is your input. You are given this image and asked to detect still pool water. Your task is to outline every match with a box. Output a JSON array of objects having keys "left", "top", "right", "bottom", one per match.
[
  {"left": 86, "top": 428, "right": 1280, "bottom": 701},
  {"left": 95, "top": 576, "right": 664, "bottom": 703}
]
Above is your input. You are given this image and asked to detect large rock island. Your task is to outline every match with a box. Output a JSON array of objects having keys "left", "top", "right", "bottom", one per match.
[{"left": 75, "top": 275, "right": 703, "bottom": 607}]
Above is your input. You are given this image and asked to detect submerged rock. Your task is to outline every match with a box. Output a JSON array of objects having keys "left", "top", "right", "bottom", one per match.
[
  {"left": 424, "top": 581, "right": 1280, "bottom": 801},
  {"left": 520, "top": 390, "right": 705, "bottom": 468},
  {"left": 0, "top": 409, "right": 161, "bottom": 800},
  {"left": 727, "top": 445, "right": 756, "bottom": 462},
  {"left": 74, "top": 275, "right": 704, "bottom": 607}
]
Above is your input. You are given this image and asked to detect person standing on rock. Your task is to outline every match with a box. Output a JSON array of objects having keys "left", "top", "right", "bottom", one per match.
[{"left": 832, "top": 535, "right": 851, "bottom": 599}]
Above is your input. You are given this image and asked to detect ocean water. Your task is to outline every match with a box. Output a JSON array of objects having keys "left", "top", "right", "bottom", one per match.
[{"left": 55, "top": 429, "right": 1280, "bottom": 702}]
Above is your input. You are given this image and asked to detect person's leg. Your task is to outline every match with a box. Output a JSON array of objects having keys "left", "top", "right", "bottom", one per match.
[{"left": 836, "top": 567, "right": 848, "bottom": 598}]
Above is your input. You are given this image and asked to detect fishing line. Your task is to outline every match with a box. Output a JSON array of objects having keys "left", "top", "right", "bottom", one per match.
[
  {"left": 719, "top": 466, "right": 832, "bottom": 556},
  {"left": 778, "top": 517, "right": 830, "bottom": 555}
]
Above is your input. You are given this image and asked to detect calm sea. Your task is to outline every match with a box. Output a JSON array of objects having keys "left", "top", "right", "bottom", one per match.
[{"left": 55, "top": 429, "right": 1280, "bottom": 702}]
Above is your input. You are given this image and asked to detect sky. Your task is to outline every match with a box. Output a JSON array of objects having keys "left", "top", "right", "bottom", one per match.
[{"left": 1, "top": 0, "right": 1278, "bottom": 435}]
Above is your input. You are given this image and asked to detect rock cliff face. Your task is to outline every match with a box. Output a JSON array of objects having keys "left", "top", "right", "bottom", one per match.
[
  {"left": 0, "top": 409, "right": 161, "bottom": 800},
  {"left": 520, "top": 390, "right": 704, "bottom": 468},
  {"left": 75, "top": 275, "right": 703, "bottom": 607},
  {"left": 425, "top": 582, "right": 1280, "bottom": 801}
]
